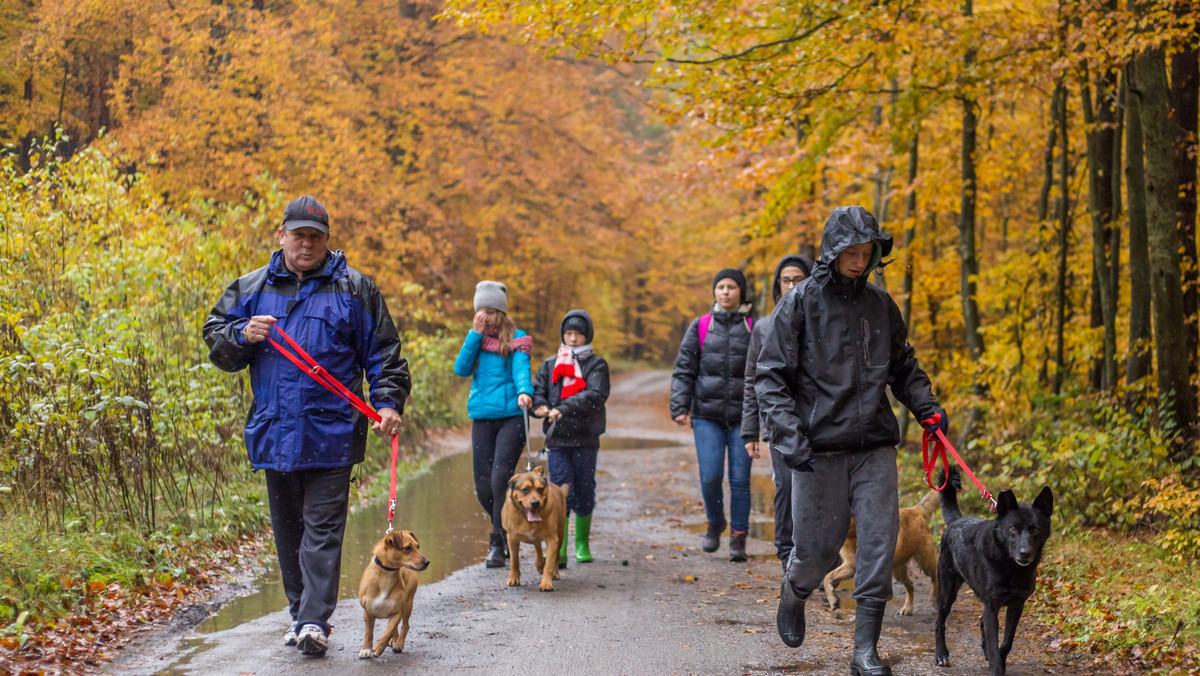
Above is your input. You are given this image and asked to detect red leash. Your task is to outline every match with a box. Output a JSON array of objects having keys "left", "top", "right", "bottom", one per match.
[
  {"left": 268, "top": 323, "right": 402, "bottom": 531},
  {"left": 921, "top": 413, "right": 997, "bottom": 513}
]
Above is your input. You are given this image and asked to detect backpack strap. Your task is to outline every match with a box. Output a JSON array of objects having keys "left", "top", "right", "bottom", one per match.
[
  {"left": 699, "top": 313, "right": 753, "bottom": 350},
  {"left": 698, "top": 314, "right": 712, "bottom": 350}
]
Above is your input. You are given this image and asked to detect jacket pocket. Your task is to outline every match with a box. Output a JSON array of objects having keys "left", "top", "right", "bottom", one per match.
[{"left": 861, "top": 317, "right": 889, "bottom": 370}]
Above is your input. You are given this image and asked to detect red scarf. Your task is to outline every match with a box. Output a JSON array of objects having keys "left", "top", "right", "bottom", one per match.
[{"left": 552, "top": 345, "right": 586, "bottom": 398}]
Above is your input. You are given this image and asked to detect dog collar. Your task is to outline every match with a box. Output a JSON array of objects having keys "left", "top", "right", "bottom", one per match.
[{"left": 373, "top": 555, "right": 400, "bottom": 571}]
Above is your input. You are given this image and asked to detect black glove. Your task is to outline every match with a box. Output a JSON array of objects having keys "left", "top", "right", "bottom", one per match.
[{"left": 921, "top": 410, "right": 948, "bottom": 437}]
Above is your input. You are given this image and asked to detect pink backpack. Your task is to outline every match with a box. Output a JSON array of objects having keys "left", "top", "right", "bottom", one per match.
[{"left": 698, "top": 313, "right": 753, "bottom": 350}]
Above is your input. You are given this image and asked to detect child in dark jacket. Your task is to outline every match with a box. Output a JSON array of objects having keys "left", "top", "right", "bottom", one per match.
[{"left": 532, "top": 309, "right": 611, "bottom": 566}]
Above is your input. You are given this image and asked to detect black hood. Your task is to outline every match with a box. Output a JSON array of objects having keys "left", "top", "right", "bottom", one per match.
[
  {"left": 771, "top": 254, "right": 814, "bottom": 303},
  {"left": 812, "top": 206, "right": 893, "bottom": 293},
  {"left": 559, "top": 308, "right": 594, "bottom": 344}
]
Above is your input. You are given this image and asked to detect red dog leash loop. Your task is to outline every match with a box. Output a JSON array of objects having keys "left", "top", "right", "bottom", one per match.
[
  {"left": 921, "top": 415, "right": 996, "bottom": 513},
  {"left": 267, "top": 323, "right": 402, "bottom": 531}
]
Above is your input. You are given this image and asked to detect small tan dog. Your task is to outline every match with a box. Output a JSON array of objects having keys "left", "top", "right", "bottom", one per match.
[
  {"left": 502, "top": 465, "right": 569, "bottom": 591},
  {"left": 357, "top": 529, "right": 429, "bottom": 659},
  {"left": 823, "top": 490, "right": 939, "bottom": 616}
]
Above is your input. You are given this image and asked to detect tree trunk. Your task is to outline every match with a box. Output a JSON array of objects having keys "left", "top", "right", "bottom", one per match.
[
  {"left": 1038, "top": 87, "right": 1062, "bottom": 223},
  {"left": 1138, "top": 47, "right": 1197, "bottom": 436},
  {"left": 1082, "top": 66, "right": 1119, "bottom": 390},
  {"left": 900, "top": 131, "right": 919, "bottom": 443},
  {"left": 1127, "top": 62, "right": 1153, "bottom": 385},
  {"left": 1171, "top": 47, "right": 1200, "bottom": 398},
  {"left": 1054, "top": 79, "right": 1070, "bottom": 396},
  {"left": 958, "top": 0, "right": 984, "bottom": 444}
]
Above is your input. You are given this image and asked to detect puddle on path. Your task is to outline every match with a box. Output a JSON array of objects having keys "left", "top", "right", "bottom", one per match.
[
  {"left": 188, "top": 435, "right": 682, "bottom": 635},
  {"left": 192, "top": 450, "right": 490, "bottom": 635}
]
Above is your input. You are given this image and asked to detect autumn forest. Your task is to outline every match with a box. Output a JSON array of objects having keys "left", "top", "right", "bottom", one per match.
[{"left": 2, "top": 0, "right": 1200, "bottom": 672}]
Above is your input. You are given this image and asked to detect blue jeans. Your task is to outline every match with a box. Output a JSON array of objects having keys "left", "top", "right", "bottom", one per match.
[
  {"left": 547, "top": 446, "right": 599, "bottom": 516},
  {"left": 691, "top": 418, "right": 752, "bottom": 533}
]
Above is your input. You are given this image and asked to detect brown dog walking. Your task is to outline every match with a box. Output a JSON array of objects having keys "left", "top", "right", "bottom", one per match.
[
  {"left": 502, "top": 466, "right": 569, "bottom": 591},
  {"left": 357, "top": 530, "right": 429, "bottom": 659}
]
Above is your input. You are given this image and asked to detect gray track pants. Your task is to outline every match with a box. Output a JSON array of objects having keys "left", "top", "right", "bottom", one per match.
[{"left": 784, "top": 446, "right": 898, "bottom": 604}]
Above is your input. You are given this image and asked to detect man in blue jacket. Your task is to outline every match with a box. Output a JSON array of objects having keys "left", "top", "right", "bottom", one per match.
[{"left": 203, "top": 195, "right": 411, "bottom": 657}]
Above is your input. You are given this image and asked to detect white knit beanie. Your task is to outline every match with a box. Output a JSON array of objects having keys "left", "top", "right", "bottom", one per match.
[{"left": 473, "top": 280, "right": 508, "bottom": 313}]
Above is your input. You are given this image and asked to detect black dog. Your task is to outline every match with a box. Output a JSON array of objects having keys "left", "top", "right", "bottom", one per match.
[{"left": 934, "top": 467, "right": 1053, "bottom": 676}]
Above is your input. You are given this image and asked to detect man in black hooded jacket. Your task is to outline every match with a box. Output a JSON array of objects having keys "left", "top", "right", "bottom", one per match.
[{"left": 755, "top": 206, "right": 946, "bottom": 676}]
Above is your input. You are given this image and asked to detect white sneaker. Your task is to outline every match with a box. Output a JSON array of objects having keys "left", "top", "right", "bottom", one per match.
[
  {"left": 283, "top": 626, "right": 298, "bottom": 646},
  {"left": 296, "top": 623, "right": 328, "bottom": 656}
]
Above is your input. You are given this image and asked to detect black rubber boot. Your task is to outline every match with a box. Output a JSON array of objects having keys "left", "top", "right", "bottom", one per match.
[
  {"left": 729, "top": 530, "right": 747, "bottom": 562},
  {"left": 485, "top": 530, "right": 506, "bottom": 569},
  {"left": 776, "top": 579, "right": 807, "bottom": 648},
  {"left": 849, "top": 599, "right": 891, "bottom": 676},
  {"left": 701, "top": 520, "right": 725, "bottom": 553}
]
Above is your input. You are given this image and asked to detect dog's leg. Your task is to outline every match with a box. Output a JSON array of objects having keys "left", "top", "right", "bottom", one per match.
[
  {"left": 933, "top": 554, "right": 962, "bottom": 667},
  {"left": 980, "top": 602, "right": 1003, "bottom": 675},
  {"left": 822, "top": 550, "right": 854, "bottom": 611},
  {"left": 915, "top": 536, "right": 938, "bottom": 612},
  {"left": 539, "top": 536, "right": 558, "bottom": 591},
  {"left": 359, "top": 610, "right": 376, "bottom": 659},
  {"left": 546, "top": 528, "right": 562, "bottom": 580},
  {"left": 892, "top": 560, "right": 915, "bottom": 616},
  {"left": 534, "top": 542, "right": 546, "bottom": 575},
  {"left": 996, "top": 600, "right": 1025, "bottom": 674},
  {"left": 392, "top": 608, "right": 412, "bottom": 653},
  {"left": 376, "top": 612, "right": 403, "bottom": 656},
  {"left": 507, "top": 534, "right": 521, "bottom": 587}
]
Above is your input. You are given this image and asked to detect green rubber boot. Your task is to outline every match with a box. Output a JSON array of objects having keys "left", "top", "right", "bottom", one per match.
[{"left": 575, "top": 514, "right": 593, "bottom": 563}]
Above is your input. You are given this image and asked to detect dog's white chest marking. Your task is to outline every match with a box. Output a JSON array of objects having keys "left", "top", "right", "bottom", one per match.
[{"left": 365, "top": 575, "right": 402, "bottom": 618}]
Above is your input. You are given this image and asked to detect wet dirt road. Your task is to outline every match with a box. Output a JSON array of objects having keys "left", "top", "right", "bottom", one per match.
[{"left": 109, "top": 370, "right": 1094, "bottom": 675}]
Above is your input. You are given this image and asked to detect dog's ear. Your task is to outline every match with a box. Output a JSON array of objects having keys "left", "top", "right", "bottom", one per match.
[
  {"left": 404, "top": 530, "right": 419, "bottom": 546},
  {"left": 508, "top": 474, "right": 520, "bottom": 491},
  {"left": 534, "top": 464, "right": 548, "bottom": 478},
  {"left": 1033, "top": 486, "right": 1054, "bottom": 518},
  {"left": 388, "top": 531, "right": 404, "bottom": 548},
  {"left": 996, "top": 489, "right": 1017, "bottom": 516}
]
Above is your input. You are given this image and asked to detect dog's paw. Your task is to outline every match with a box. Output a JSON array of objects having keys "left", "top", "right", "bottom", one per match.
[
  {"left": 935, "top": 652, "right": 951, "bottom": 667},
  {"left": 538, "top": 579, "right": 555, "bottom": 592},
  {"left": 390, "top": 641, "right": 405, "bottom": 653},
  {"left": 507, "top": 575, "right": 520, "bottom": 587},
  {"left": 897, "top": 605, "right": 913, "bottom": 617},
  {"left": 358, "top": 648, "right": 374, "bottom": 659}
]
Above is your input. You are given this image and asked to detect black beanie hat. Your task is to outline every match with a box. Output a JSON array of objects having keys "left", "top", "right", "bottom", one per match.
[
  {"left": 560, "top": 309, "right": 594, "bottom": 343},
  {"left": 712, "top": 268, "right": 749, "bottom": 303}
]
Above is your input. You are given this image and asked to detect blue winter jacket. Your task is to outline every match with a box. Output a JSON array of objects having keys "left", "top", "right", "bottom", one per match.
[
  {"left": 453, "top": 329, "right": 533, "bottom": 420},
  {"left": 202, "top": 250, "right": 411, "bottom": 472}
]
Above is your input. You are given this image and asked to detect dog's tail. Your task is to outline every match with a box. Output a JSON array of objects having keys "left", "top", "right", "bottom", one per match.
[
  {"left": 936, "top": 466, "right": 964, "bottom": 526},
  {"left": 916, "top": 489, "right": 940, "bottom": 523}
]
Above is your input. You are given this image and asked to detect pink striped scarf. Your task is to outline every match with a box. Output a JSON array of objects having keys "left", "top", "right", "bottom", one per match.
[{"left": 481, "top": 333, "right": 532, "bottom": 356}]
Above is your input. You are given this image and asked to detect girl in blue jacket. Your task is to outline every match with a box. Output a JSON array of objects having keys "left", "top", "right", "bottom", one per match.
[{"left": 454, "top": 280, "right": 534, "bottom": 567}]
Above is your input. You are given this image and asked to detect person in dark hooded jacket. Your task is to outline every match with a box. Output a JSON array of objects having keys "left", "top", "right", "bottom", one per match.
[
  {"left": 670, "top": 268, "right": 755, "bottom": 562},
  {"left": 741, "top": 253, "right": 812, "bottom": 568},
  {"left": 755, "top": 206, "right": 946, "bottom": 676},
  {"left": 532, "top": 309, "right": 610, "bottom": 566}
]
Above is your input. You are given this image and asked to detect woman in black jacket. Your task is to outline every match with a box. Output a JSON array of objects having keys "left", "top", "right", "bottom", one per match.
[
  {"left": 742, "top": 254, "right": 812, "bottom": 569},
  {"left": 533, "top": 309, "right": 610, "bottom": 566},
  {"left": 669, "top": 269, "right": 754, "bottom": 561}
]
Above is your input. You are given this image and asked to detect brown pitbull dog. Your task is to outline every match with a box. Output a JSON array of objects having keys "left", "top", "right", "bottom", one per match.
[
  {"left": 502, "top": 465, "right": 569, "bottom": 591},
  {"left": 356, "top": 529, "right": 429, "bottom": 659}
]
